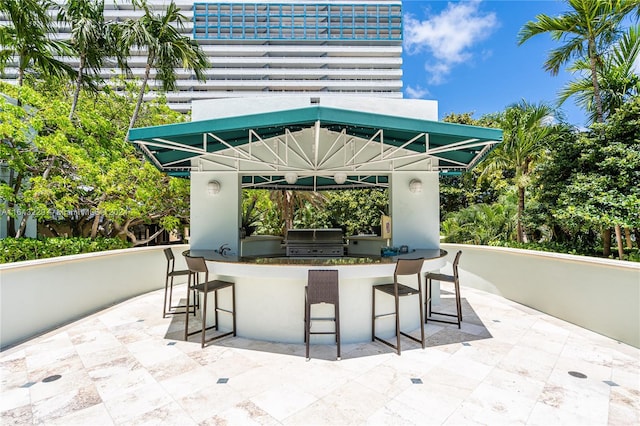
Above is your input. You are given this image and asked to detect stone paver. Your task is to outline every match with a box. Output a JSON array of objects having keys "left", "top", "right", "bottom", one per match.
[{"left": 1, "top": 285, "right": 638, "bottom": 425}]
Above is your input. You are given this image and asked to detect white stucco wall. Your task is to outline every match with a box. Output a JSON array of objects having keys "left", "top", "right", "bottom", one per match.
[
  {"left": 441, "top": 243, "right": 640, "bottom": 348},
  {"left": 191, "top": 96, "right": 438, "bottom": 122},
  {"left": 390, "top": 171, "right": 440, "bottom": 250},
  {"left": 0, "top": 245, "right": 188, "bottom": 350},
  {"left": 2, "top": 244, "right": 637, "bottom": 349},
  {"left": 189, "top": 171, "right": 241, "bottom": 252}
]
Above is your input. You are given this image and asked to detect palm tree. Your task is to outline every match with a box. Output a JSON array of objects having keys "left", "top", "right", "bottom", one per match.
[
  {"left": 0, "top": 0, "right": 75, "bottom": 90},
  {"left": 480, "top": 101, "right": 558, "bottom": 243},
  {"left": 269, "top": 190, "right": 326, "bottom": 235},
  {"left": 518, "top": 0, "right": 639, "bottom": 125},
  {"left": 58, "top": 0, "right": 123, "bottom": 120},
  {"left": 120, "top": 0, "right": 208, "bottom": 134},
  {"left": 558, "top": 25, "right": 640, "bottom": 122}
]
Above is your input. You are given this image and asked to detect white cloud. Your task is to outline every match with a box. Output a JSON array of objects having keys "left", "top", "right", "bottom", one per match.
[
  {"left": 404, "top": 0, "right": 498, "bottom": 84},
  {"left": 405, "top": 85, "right": 430, "bottom": 99}
]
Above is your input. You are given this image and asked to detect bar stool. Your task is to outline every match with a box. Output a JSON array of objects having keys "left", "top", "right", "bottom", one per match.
[
  {"left": 163, "top": 248, "right": 195, "bottom": 318},
  {"left": 304, "top": 270, "right": 340, "bottom": 361},
  {"left": 425, "top": 250, "right": 463, "bottom": 328},
  {"left": 372, "top": 258, "right": 425, "bottom": 355},
  {"left": 184, "top": 256, "right": 236, "bottom": 348}
]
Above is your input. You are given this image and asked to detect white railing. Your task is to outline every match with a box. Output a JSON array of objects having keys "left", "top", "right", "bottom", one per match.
[
  {"left": 441, "top": 243, "right": 640, "bottom": 348},
  {"left": 0, "top": 245, "right": 189, "bottom": 350}
]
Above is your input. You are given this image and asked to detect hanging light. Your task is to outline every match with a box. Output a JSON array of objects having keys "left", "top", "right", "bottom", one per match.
[
  {"left": 284, "top": 172, "right": 298, "bottom": 185},
  {"left": 334, "top": 172, "right": 347, "bottom": 185}
]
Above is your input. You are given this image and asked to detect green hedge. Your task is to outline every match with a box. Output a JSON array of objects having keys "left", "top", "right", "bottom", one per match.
[
  {"left": 0, "top": 237, "right": 132, "bottom": 263},
  {"left": 488, "top": 241, "right": 640, "bottom": 262}
]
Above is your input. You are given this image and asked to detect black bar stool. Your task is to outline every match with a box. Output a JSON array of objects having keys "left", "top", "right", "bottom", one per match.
[
  {"left": 163, "top": 248, "right": 196, "bottom": 318},
  {"left": 425, "top": 250, "right": 463, "bottom": 328},
  {"left": 304, "top": 270, "right": 340, "bottom": 361},
  {"left": 372, "top": 258, "right": 425, "bottom": 355},
  {"left": 184, "top": 256, "right": 236, "bottom": 348}
]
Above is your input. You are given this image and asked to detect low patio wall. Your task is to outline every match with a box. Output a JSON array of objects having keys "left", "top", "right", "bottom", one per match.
[
  {"left": 0, "top": 244, "right": 189, "bottom": 350},
  {"left": 2, "top": 243, "right": 638, "bottom": 349},
  {"left": 441, "top": 243, "right": 640, "bottom": 348}
]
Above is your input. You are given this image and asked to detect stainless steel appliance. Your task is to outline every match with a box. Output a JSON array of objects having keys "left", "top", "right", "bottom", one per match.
[{"left": 284, "top": 229, "right": 345, "bottom": 257}]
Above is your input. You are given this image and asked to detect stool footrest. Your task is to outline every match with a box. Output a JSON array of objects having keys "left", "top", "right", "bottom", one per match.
[
  {"left": 399, "top": 331, "right": 424, "bottom": 346},
  {"left": 429, "top": 311, "right": 458, "bottom": 318},
  {"left": 426, "top": 316, "right": 461, "bottom": 328},
  {"left": 186, "top": 324, "right": 219, "bottom": 337},
  {"left": 203, "top": 331, "right": 234, "bottom": 344},
  {"left": 373, "top": 335, "right": 398, "bottom": 350}
]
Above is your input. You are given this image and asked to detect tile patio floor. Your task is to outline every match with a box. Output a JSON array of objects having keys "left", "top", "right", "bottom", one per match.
[{"left": 1, "top": 284, "right": 638, "bottom": 425}]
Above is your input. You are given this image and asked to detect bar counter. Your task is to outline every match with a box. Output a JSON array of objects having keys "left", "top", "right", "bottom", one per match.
[{"left": 182, "top": 249, "right": 447, "bottom": 344}]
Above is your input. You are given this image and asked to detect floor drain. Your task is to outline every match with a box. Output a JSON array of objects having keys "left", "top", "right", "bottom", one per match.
[
  {"left": 42, "top": 375, "right": 62, "bottom": 383},
  {"left": 20, "top": 382, "right": 36, "bottom": 388},
  {"left": 217, "top": 378, "right": 229, "bottom": 384},
  {"left": 167, "top": 342, "right": 176, "bottom": 346},
  {"left": 603, "top": 380, "right": 619, "bottom": 386},
  {"left": 492, "top": 320, "right": 501, "bottom": 322},
  {"left": 410, "top": 378, "right": 423, "bottom": 384},
  {"left": 462, "top": 342, "right": 471, "bottom": 346},
  {"left": 568, "top": 371, "right": 587, "bottom": 379}
]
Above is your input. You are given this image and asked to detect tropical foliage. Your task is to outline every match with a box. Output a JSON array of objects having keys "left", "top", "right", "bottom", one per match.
[
  {"left": 0, "top": 80, "right": 190, "bottom": 245},
  {"left": 518, "top": 0, "right": 639, "bottom": 124},
  {"left": 0, "top": 236, "right": 130, "bottom": 263},
  {"left": 1, "top": 0, "right": 638, "bottom": 263},
  {"left": 0, "top": 0, "right": 76, "bottom": 88},
  {"left": 119, "top": 0, "right": 208, "bottom": 132}
]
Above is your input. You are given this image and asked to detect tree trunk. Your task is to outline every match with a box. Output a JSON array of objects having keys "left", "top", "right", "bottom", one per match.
[
  {"left": 129, "top": 228, "right": 164, "bottom": 247},
  {"left": 516, "top": 186, "right": 525, "bottom": 243},
  {"left": 588, "top": 37, "right": 604, "bottom": 124},
  {"left": 42, "top": 157, "right": 55, "bottom": 180},
  {"left": 127, "top": 62, "right": 152, "bottom": 139},
  {"left": 43, "top": 222, "right": 60, "bottom": 237},
  {"left": 90, "top": 214, "right": 101, "bottom": 238},
  {"left": 15, "top": 213, "right": 29, "bottom": 238},
  {"left": 624, "top": 228, "right": 632, "bottom": 249},
  {"left": 6, "top": 169, "right": 16, "bottom": 237},
  {"left": 614, "top": 224, "right": 624, "bottom": 260},
  {"left": 69, "top": 56, "right": 85, "bottom": 121},
  {"left": 17, "top": 63, "right": 24, "bottom": 107},
  {"left": 603, "top": 228, "right": 611, "bottom": 257}
]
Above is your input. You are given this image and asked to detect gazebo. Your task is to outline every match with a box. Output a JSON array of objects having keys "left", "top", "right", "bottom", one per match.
[{"left": 128, "top": 96, "right": 502, "bottom": 254}]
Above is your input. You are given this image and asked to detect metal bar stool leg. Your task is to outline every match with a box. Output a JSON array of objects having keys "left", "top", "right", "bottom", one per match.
[
  {"left": 335, "top": 298, "right": 341, "bottom": 360},
  {"left": 371, "top": 286, "right": 376, "bottom": 342},
  {"left": 418, "top": 278, "right": 425, "bottom": 349},
  {"left": 394, "top": 291, "right": 400, "bottom": 355},
  {"left": 163, "top": 272, "right": 171, "bottom": 318},
  {"left": 184, "top": 272, "right": 192, "bottom": 341}
]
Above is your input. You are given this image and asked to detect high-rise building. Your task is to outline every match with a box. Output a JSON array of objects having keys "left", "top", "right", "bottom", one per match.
[{"left": 2, "top": 1, "right": 403, "bottom": 113}]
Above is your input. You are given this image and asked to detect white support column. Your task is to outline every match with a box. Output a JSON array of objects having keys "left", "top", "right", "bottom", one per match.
[
  {"left": 190, "top": 171, "right": 241, "bottom": 253},
  {"left": 389, "top": 171, "right": 440, "bottom": 250}
]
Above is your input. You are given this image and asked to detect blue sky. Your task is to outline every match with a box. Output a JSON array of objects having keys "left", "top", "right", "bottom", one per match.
[{"left": 401, "top": 0, "right": 597, "bottom": 127}]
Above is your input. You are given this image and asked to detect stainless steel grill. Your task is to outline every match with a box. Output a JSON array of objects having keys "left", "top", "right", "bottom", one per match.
[{"left": 284, "top": 229, "right": 345, "bottom": 257}]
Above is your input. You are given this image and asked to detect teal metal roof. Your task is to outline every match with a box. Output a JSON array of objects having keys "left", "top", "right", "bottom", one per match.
[{"left": 128, "top": 105, "right": 502, "bottom": 187}]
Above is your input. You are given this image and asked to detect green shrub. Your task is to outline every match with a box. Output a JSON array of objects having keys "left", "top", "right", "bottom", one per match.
[
  {"left": 0, "top": 237, "right": 131, "bottom": 263},
  {"left": 488, "top": 240, "right": 639, "bottom": 262}
]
